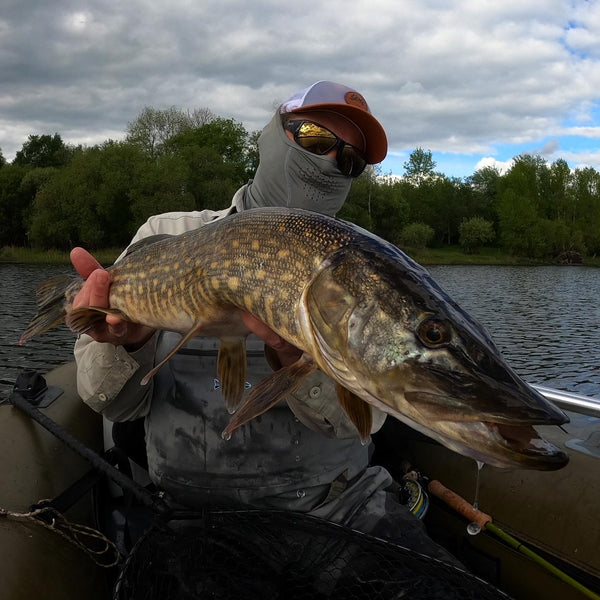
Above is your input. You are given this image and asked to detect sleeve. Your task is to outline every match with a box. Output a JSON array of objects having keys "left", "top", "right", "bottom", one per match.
[
  {"left": 74, "top": 332, "right": 157, "bottom": 421},
  {"left": 73, "top": 203, "right": 240, "bottom": 422}
]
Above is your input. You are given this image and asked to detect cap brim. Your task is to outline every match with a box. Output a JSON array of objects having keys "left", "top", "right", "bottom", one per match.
[{"left": 290, "top": 103, "right": 387, "bottom": 164}]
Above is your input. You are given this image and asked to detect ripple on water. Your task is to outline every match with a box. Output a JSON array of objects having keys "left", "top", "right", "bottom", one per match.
[
  {"left": 0, "top": 264, "right": 75, "bottom": 399},
  {"left": 1, "top": 263, "right": 599, "bottom": 401}
]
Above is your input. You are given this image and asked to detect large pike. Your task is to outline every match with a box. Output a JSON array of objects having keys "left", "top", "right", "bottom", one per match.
[{"left": 20, "top": 207, "right": 568, "bottom": 470}]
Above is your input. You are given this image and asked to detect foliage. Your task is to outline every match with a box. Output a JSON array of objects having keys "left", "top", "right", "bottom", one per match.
[
  {"left": 165, "top": 117, "right": 252, "bottom": 207},
  {"left": 0, "top": 164, "right": 30, "bottom": 245},
  {"left": 13, "top": 133, "right": 74, "bottom": 168},
  {"left": 340, "top": 170, "right": 409, "bottom": 242},
  {"left": 4, "top": 106, "right": 600, "bottom": 264},
  {"left": 459, "top": 217, "right": 495, "bottom": 254},
  {"left": 403, "top": 147, "right": 437, "bottom": 185},
  {"left": 126, "top": 106, "right": 216, "bottom": 158},
  {"left": 398, "top": 222, "right": 435, "bottom": 248}
]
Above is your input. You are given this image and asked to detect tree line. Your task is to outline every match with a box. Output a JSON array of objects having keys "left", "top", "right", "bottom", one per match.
[{"left": 1, "top": 106, "right": 599, "bottom": 262}]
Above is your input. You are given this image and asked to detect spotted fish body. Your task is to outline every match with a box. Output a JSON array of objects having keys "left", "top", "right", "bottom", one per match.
[{"left": 20, "top": 207, "right": 569, "bottom": 470}]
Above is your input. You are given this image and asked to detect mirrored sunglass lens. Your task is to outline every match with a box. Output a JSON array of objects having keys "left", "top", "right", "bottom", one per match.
[
  {"left": 339, "top": 145, "right": 367, "bottom": 177},
  {"left": 295, "top": 123, "right": 337, "bottom": 155},
  {"left": 298, "top": 122, "right": 336, "bottom": 139},
  {"left": 295, "top": 135, "right": 338, "bottom": 154}
]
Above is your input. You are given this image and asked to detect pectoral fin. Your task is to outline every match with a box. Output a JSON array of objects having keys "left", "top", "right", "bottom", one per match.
[
  {"left": 336, "top": 384, "right": 373, "bottom": 443},
  {"left": 218, "top": 337, "right": 247, "bottom": 414},
  {"left": 140, "top": 324, "right": 204, "bottom": 385},
  {"left": 222, "top": 353, "right": 317, "bottom": 440}
]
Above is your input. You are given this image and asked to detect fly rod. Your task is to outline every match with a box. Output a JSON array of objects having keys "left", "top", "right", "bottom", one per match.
[{"left": 427, "top": 479, "right": 600, "bottom": 600}]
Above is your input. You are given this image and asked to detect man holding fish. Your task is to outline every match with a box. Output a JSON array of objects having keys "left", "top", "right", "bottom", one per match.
[
  {"left": 68, "top": 80, "right": 462, "bottom": 562},
  {"left": 23, "top": 80, "right": 563, "bottom": 570}
]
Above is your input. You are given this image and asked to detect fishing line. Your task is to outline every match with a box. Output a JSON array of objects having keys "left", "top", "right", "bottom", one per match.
[{"left": 427, "top": 479, "right": 600, "bottom": 600}]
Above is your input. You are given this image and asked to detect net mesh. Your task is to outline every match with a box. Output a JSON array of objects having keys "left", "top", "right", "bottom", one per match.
[{"left": 113, "top": 508, "right": 510, "bottom": 600}]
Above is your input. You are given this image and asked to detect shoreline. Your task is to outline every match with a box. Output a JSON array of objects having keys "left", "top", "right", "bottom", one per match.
[{"left": 1, "top": 245, "right": 597, "bottom": 268}]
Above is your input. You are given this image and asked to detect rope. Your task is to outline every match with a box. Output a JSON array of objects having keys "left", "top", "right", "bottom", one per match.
[{"left": 0, "top": 504, "right": 121, "bottom": 568}]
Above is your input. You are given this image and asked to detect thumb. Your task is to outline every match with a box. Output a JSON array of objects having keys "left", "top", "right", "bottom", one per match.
[{"left": 71, "top": 247, "right": 103, "bottom": 279}]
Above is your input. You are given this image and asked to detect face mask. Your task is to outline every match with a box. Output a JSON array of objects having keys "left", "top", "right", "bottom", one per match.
[{"left": 244, "top": 112, "right": 351, "bottom": 216}]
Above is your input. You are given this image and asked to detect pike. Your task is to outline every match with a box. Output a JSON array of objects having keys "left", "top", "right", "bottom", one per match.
[{"left": 20, "top": 207, "right": 569, "bottom": 470}]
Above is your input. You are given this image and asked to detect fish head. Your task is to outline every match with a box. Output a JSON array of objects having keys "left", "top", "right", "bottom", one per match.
[{"left": 305, "top": 244, "right": 569, "bottom": 471}]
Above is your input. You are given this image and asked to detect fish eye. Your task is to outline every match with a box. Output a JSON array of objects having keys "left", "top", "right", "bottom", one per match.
[{"left": 417, "top": 318, "right": 450, "bottom": 347}]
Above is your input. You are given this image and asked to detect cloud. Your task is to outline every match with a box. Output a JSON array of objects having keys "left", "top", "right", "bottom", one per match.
[
  {"left": 0, "top": 0, "right": 599, "bottom": 178},
  {"left": 474, "top": 156, "right": 515, "bottom": 175},
  {"left": 540, "top": 139, "right": 560, "bottom": 156}
]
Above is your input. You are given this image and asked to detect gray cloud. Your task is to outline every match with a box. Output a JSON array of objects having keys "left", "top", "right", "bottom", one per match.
[{"left": 1, "top": 0, "right": 599, "bottom": 170}]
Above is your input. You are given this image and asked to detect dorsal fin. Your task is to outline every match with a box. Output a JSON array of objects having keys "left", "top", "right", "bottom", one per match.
[{"left": 125, "top": 234, "right": 174, "bottom": 257}]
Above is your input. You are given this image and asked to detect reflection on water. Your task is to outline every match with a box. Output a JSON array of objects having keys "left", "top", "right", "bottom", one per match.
[{"left": 1, "top": 263, "right": 599, "bottom": 401}]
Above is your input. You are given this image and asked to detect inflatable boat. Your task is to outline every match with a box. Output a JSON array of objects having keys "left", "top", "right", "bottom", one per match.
[{"left": 2, "top": 363, "right": 599, "bottom": 599}]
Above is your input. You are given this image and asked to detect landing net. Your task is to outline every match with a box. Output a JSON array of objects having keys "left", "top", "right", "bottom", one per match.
[{"left": 113, "top": 508, "right": 510, "bottom": 600}]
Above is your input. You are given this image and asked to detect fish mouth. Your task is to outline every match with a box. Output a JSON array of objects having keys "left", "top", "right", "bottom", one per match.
[
  {"left": 492, "top": 422, "right": 568, "bottom": 469},
  {"left": 396, "top": 386, "right": 568, "bottom": 469},
  {"left": 430, "top": 420, "right": 569, "bottom": 471}
]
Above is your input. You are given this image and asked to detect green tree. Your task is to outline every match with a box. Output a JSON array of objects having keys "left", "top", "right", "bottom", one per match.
[
  {"left": 340, "top": 171, "right": 409, "bottom": 242},
  {"left": 126, "top": 106, "right": 216, "bottom": 158},
  {"left": 548, "top": 158, "right": 572, "bottom": 221},
  {"left": 459, "top": 217, "right": 495, "bottom": 253},
  {"left": 497, "top": 154, "right": 547, "bottom": 255},
  {"left": 13, "top": 133, "right": 72, "bottom": 168},
  {"left": 28, "top": 142, "right": 157, "bottom": 249},
  {"left": 0, "top": 147, "right": 6, "bottom": 168},
  {"left": 130, "top": 151, "right": 194, "bottom": 226},
  {"left": 0, "top": 164, "right": 29, "bottom": 245},
  {"left": 168, "top": 118, "right": 249, "bottom": 175},
  {"left": 398, "top": 222, "right": 434, "bottom": 248},
  {"left": 245, "top": 130, "right": 261, "bottom": 179},
  {"left": 466, "top": 165, "right": 500, "bottom": 226},
  {"left": 428, "top": 176, "right": 471, "bottom": 245},
  {"left": 403, "top": 148, "right": 436, "bottom": 185},
  {"left": 165, "top": 118, "right": 252, "bottom": 209},
  {"left": 571, "top": 167, "right": 600, "bottom": 254}
]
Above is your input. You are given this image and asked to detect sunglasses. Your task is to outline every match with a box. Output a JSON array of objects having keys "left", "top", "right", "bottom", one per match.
[{"left": 283, "top": 120, "right": 367, "bottom": 177}]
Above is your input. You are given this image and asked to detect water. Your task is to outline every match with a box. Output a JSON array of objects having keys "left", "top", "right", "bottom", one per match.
[
  {"left": 1, "top": 263, "right": 600, "bottom": 401},
  {"left": 0, "top": 263, "right": 76, "bottom": 399},
  {"left": 427, "top": 265, "right": 600, "bottom": 398}
]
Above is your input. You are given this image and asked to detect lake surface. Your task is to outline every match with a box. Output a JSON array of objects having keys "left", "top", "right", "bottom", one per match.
[{"left": 1, "top": 263, "right": 599, "bottom": 401}]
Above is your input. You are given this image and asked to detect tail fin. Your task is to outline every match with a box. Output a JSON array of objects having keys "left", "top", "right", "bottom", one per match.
[{"left": 19, "top": 275, "right": 81, "bottom": 345}]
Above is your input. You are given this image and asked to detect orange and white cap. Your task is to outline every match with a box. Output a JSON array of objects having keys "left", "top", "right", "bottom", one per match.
[{"left": 281, "top": 80, "right": 387, "bottom": 163}]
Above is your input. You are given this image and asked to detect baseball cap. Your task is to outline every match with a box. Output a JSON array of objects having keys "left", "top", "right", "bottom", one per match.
[{"left": 280, "top": 80, "right": 387, "bottom": 164}]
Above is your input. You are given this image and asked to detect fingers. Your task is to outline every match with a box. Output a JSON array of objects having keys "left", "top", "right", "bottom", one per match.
[
  {"left": 240, "top": 312, "right": 282, "bottom": 347},
  {"left": 71, "top": 247, "right": 125, "bottom": 337},
  {"left": 69, "top": 247, "right": 155, "bottom": 347},
  {"left": 71, "top": 247, "right": 103, "bottom": 279},
  {"left": 87, "top": 269, "right": 111, "bottom": 308},
  {"left": 240, "top": 311, "right": 302, "bottom": 367},
  {"left": 73, "top": 269, "right": 110, "bottom": 309}
]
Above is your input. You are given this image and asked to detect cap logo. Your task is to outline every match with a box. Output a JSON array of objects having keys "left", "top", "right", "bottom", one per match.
[{"left": 344, "top": 91, "right": 369, "bottom": 111}]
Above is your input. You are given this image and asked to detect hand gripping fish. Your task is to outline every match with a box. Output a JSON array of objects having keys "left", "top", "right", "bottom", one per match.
[{"left": 20, "top": 207, "right": 569, "bottom": 470}]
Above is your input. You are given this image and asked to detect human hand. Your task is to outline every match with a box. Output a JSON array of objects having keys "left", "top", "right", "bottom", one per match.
[
  {"left": 239, "top": 311, "right": 303, "bottom": 368},
  {"left": 70, "top": 247, "right": 155, "bottom": 348}
]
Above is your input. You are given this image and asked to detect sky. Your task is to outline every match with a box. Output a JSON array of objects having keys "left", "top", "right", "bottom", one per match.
[{"left": 2, "top": 0, "right": 600, "bottom": 179}]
